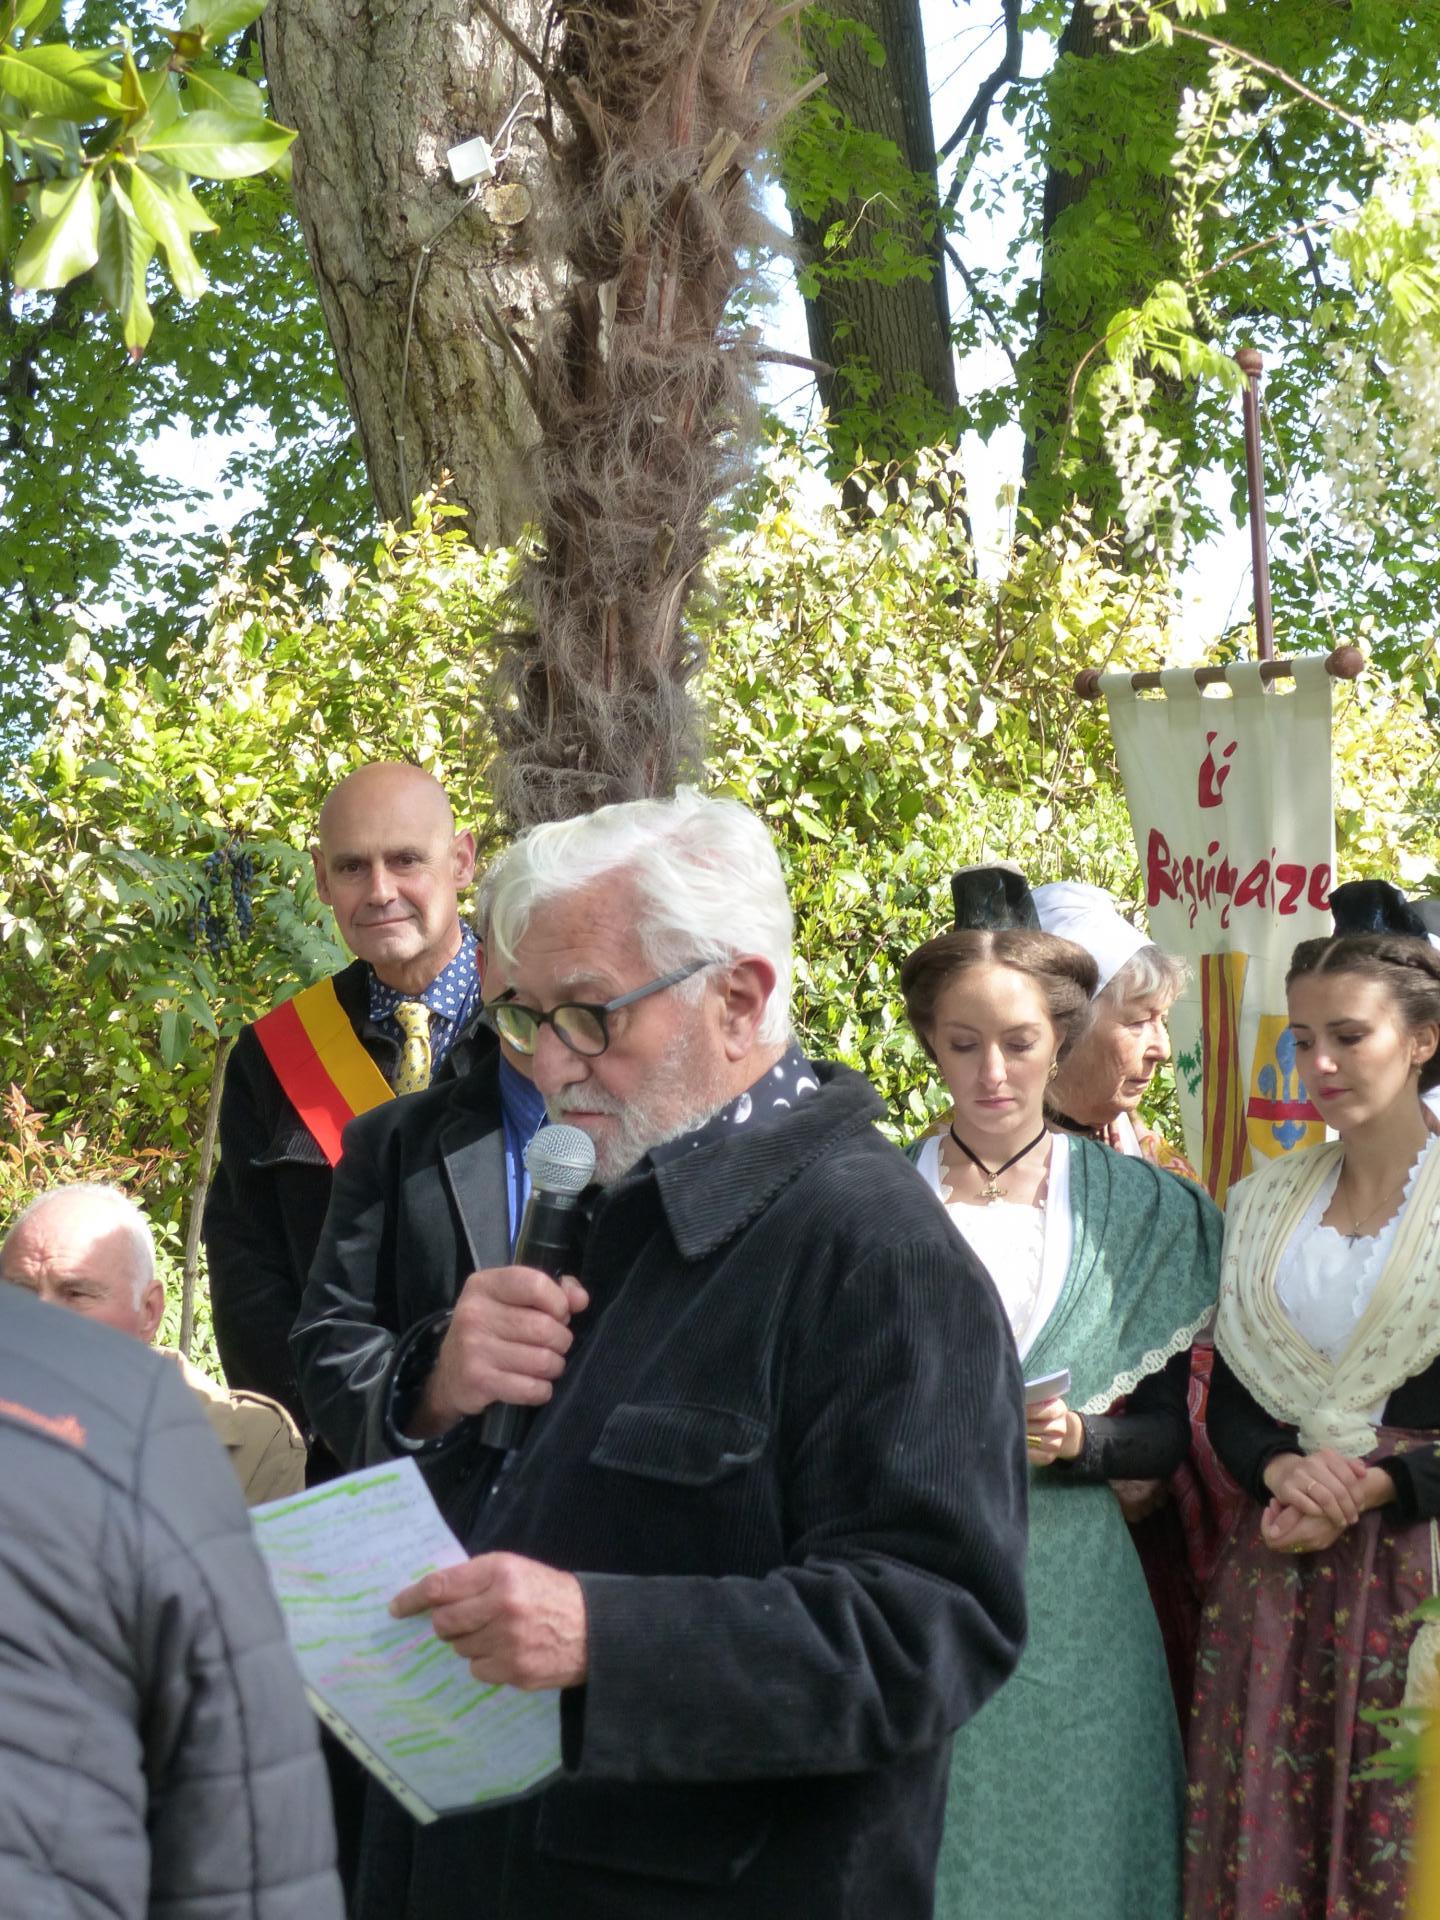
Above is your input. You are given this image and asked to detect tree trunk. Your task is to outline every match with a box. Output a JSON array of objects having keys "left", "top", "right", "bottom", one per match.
[
  {"left": 265, "top": 0, "right": 799, "bottom": 831},
  {"left": 787, "top": 0, "right": 958, "bottom": 474},
  {"left": 1020, "top": 1, "right": 1184, "bottom": 521},
  {"left": 261, "top": 0, "right": 551, "bottom": 544},
  {"left": 491, "top": 1, "right": 799, "bottom": 827}
]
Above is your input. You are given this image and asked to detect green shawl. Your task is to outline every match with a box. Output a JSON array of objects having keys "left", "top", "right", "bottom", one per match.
[
  {"left": 929, "top": 1136, "right": 1222, "bottom": 1920},
  {"left": 908, "top": 1132, "right": 1222, "bottom": 1402},
  {"left": 1050, "top": 1135, "right": 1221, "bottom": 1413}
]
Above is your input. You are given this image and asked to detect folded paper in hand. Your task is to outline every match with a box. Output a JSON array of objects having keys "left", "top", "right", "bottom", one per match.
[{"left": 252, "top": 1457, "right": 561, "bottom": 1823}]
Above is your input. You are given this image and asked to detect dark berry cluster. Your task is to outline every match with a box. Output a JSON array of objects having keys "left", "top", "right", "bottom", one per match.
[{"left": 193, "top": 843, "right": 256, "bottom": 957}]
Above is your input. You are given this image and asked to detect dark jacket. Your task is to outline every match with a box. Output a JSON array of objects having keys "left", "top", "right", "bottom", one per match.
[
  {"left": 293, "top": 1046, "right": 510, "bottom": 1471},
  {"left": 359, "top": 1064, "right": 1029, "bottom": 1920},
  {"left": 204, "top": 957, "right": 492, "bottom": 1441},
  {"left": 0, "top": 1282, "right": 344, "bottom": 1920}
]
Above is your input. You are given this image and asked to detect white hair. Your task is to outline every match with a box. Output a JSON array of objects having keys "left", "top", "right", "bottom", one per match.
[
  {"left": 1, "top": 1183, "right": 156, "bottom": 1310},
  {"left": 1101, "top": 944, "right": 1188, "bottom": 1013},
  {"left": 485, "top": 787, "right": 793, "bottom": 1045}
]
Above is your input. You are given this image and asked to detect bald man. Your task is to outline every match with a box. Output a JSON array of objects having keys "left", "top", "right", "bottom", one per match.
[
  {"left": 203, "top": 763, "right": 499, "bottom": 1478},
  {"left": 1, "top": 1185, "right": 305, "bottom": 1506}
]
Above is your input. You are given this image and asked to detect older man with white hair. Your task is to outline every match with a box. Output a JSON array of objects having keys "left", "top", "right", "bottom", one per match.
[
  {"left": 340, "top": 788, "right": 1028, "bottom": 1920},
  {"left": 1, "top": 1184, "right": 304, "bottom": 1506}
]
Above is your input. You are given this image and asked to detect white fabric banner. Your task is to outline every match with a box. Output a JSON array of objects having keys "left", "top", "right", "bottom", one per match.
[{"left": 1101, "top": 658, "right": 1336, "bottom": 1203}]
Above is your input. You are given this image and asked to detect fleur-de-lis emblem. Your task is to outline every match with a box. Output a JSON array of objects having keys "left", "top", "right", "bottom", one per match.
[{"left": 1257, "top": 1025, "right": 1313, "bottom": 1151}]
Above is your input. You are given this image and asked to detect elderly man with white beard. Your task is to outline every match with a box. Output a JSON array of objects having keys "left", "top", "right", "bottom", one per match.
[{"left": 310, "top": 788, "right": 1029, "bottom": 1920}]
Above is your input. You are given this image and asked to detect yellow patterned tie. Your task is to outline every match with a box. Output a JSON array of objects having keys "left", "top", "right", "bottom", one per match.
[{"left": 393, "top": 999, "right": 433, "bottom": 1095}]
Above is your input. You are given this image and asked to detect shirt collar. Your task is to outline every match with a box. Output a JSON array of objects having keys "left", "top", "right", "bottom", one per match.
[
  {"left": 368, "top": 926, "right": 478, "bottom": 1024},
  {"left": 499, "top": 1052, "right": 548, "bottom": 1139},
  {"left": 642, "top": 1061, "right": 884, "bottom": 1261}
]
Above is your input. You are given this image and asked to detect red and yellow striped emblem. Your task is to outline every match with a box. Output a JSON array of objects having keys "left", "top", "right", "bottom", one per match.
[
  {"left": 1200, "top": 950, "right": 1250, "bottom": 1208},
  {"left": 253, "top": 978, "right": 394, "bottom": 1166}
]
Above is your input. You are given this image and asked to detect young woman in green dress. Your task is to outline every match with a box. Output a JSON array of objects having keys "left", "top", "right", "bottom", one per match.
[{"left": 900, "top": 925, "right": 1222, "bottom": 1920}]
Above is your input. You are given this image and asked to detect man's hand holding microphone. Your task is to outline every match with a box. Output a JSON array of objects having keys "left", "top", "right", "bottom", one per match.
[
  {"left": 394, "top": 1124, "right": 596, "bottom": 1690},
  {"left": 410, "top": 1265, "right": 589, "bottom": 1438}
]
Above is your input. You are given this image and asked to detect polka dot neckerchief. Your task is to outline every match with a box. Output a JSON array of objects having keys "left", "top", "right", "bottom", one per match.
[{"left": 647, "top": 1045, "right": 821, "bottom": 1167}]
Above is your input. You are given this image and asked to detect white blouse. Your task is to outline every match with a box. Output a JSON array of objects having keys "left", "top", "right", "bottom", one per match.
[
  {"left": 915, "top": 1131, "right": 1074, "bottom": 1362},
  {"left": 1274, "top": 1136, "right": 1439, "bottom": 1414}
]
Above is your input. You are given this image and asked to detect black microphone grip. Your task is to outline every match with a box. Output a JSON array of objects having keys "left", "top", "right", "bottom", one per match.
[{"left": 479, "top": 1187, "right": 583, "bottom": 1452}]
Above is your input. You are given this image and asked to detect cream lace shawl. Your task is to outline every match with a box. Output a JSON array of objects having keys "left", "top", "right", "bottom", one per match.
[{"left": 1215, "top": 1139, "right": 1440, "bottom": 1456}]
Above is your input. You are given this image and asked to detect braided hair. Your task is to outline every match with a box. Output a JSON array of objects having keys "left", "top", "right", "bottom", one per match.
[{"left": 1287, "top": 933, "right": 1440, "bottom": 1091}]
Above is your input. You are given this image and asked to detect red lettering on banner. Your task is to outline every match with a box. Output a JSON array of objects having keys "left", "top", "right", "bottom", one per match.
[
  {"left": 1233, "top": 857, "right": 1271, "bottom": 911},
  {"left": 1275, "top": 863, "right": 1307, "bottom": 915},
  {"left": 1147, "top": 829, "right": 1180, "bottom": 905},
  {"left": 1144, "top": 832, "right": 1327, "bottom": 931},
  {"left": 1198, "top": 734, "right": 1238, "bottom": 809}
]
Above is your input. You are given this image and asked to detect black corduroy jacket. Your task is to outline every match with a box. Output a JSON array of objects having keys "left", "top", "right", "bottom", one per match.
[{"left": 359, "top": 1062, "right": 1029, "bottom": 1920}]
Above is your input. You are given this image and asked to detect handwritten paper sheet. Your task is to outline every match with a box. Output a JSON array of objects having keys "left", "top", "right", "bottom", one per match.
[{"left": 252, "top": 1458, "right": 561, "bottom": 1823}]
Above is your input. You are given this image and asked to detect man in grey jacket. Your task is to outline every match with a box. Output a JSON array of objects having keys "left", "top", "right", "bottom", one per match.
[{"left": 0, "top": 1278, "right": 344, "bottom": 1920}]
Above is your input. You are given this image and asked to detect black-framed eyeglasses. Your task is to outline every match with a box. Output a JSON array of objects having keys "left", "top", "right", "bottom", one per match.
[{"left": 485, "top": 959, "right": 711, "bottom": 1058}]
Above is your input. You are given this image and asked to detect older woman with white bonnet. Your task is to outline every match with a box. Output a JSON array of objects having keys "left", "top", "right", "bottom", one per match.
[{"left": 1030, "top": 880, "right": 1194, "bottom": 1174}]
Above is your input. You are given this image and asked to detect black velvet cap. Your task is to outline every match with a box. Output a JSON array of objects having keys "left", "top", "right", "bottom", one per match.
[
  {"left": 1329, "top": 878, "right": 1431, "bottom": 940},
  {"left": 950, "top": 863, "right": 1039, "bottom": 932}
]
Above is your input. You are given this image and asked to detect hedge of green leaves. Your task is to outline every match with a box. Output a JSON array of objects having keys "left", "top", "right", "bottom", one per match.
[{"left": 2, "top": 450, "right": 1434, "bottom": 1261}]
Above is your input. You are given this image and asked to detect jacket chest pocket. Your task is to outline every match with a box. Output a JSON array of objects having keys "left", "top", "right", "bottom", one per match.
[
  {"left": 589, "top": 1402, "right": 768, "bottom": 1487},
  {"left": 251, "top": 1118, "right": 329, "bottom": 1171}
]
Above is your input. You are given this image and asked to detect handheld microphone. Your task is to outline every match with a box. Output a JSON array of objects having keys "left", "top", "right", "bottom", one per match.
[{"left": 479, "top": 1122, "right": 596, "bottom": 1451}]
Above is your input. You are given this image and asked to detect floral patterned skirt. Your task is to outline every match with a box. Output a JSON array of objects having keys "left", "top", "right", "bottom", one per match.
[
  {"left": 1130, "top": 1344, "right": 1250, "bottom": 1735},
  {"left": 1184, "top": 1430, "right": 1433, "bottom": 1919}
]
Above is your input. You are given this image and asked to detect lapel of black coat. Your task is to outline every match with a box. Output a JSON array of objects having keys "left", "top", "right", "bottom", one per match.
[{"left": 437, "top": 1051, "right": 511, "bottom": 1272}]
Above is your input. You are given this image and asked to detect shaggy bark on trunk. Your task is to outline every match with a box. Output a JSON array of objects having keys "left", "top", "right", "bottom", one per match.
[
  {"left": 261, "top": 0, "right": 552, "bottom": 545},
  {"left": 266, "top": 0, "right": 802, "bottom": 829},
  {"left": 483, "top": 0, "right": 807, "bottom": 828},
  {"left": 787, "top": 0, "right": 958, "bottom": 472}
]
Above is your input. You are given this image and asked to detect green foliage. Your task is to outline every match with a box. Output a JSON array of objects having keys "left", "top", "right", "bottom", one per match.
[
  {"left": 704, "top": 441, "right": 1151, "bottom": 1126},
  {"left": 0, "top": 1079, "right": 215, "bottom": 1373},
  {"left": 1014, "top": 0, "right": 1440, "bottom": 671},
  {"left": 0, "top": 498, "right": 506, "bottom": 1222},
  {"left": 1360, "top": 1594, "right": 1440, "bottom": 1788},
  {"left": 783, "top": 0, "right": 1440, "bottom": 669},
  {"left": 2, "top": 0, "right": 294, "bottom": 349},
  {"left": 11, "top": 0, "right": 1440, "bottom": 834},
  {"left": 9, "top": 440, "right": 1430, "bottom": 1226},
  {"left": 0, "top": 3, "right": 364, "bottom": 763}
]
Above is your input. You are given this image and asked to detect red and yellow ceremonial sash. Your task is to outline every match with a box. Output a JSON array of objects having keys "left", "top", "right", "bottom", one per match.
[{"left": 253, "top": 978, "right": 395, "bottom": 1166}]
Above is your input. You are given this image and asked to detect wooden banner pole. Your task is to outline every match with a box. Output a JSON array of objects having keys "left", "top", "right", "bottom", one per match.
[
  {"left": 1236, "top": 346, "right": 1275, "bottom": 662},
  {"left": 1073, "top": 647, "right": 1364, "bottom": 701}
]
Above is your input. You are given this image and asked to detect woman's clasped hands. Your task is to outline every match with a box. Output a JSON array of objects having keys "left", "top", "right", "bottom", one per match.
[{"left": 1259, "top": 1448, "right": 1395, "bottom": 1554}]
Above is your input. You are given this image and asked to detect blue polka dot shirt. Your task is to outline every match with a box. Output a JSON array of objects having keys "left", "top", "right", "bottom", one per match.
[{"left": 367, "top": 926, "right": 481, "bottom": 1074}]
